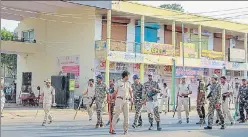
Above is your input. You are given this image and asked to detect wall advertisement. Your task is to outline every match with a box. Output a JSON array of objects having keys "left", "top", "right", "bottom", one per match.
[
  {"left": 228, "top": 48, "right": 246, "bottom": 63},
  {"left": 58, "top": 55, "right": 80, "bottom": 88},
  {"left": 143, "top": 42, "right": 174, "bottom": 56},
  {"left": 201, "top": 50, "right": 223, "bottom": 60}
]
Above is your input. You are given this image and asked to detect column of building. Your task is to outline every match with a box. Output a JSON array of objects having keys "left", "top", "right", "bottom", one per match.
[
  {"left": 140, "top": 15, "right": 145, "bottom": 83},
  {"left": 244, "top": 33, "right": 247, "bottom": 79}
]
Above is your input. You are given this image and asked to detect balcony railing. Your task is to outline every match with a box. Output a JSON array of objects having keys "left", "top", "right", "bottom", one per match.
[
  {"left": 1, "top": 36, "right": 36, "bottom": 43},
  {"left": 95, "top": 40, "right": 225, "bottom": 61}
]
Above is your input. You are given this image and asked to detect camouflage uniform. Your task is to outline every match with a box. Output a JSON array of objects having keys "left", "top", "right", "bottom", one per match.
[
  {"left": 95, "top": 82, "right": 107, "bottom": 127},
  {"left": 132, "top": 82, "right": 144, "bottom": 127},
  {"left": 196, "top": 77, "right": 206, "bottom": 124},
  {"left": 205, "top": 75, "right": 225, "bottom": 129},
  {"left": 238, "top": 84, "right": 248, "bottom": 122},
  {"left": 143, "top": 76, "right": 162, "bottom": 131}
]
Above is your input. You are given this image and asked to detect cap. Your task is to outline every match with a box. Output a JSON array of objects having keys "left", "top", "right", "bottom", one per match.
[
  {"left": 148, "top": 72, "right": 153, "bottom": 76},
  {"left": 96, "top": 74, "right": 103, "bottom": 80},
  {"left": 211, "top": 74, "right": 218, "bottom": 79},
  {"left": 133, "top": 74, "right": 140, "bottom": 79},
  {"left": 44, "top": 79, "right": 51, "bottom": 83},
  {"left": 181, "top": 75, "right": 186, "bottom": 79}
]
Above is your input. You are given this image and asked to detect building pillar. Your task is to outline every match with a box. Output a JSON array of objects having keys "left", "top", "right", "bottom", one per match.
[
  {"left": 172, "top": 21, "right": 176, "bottom": 56},
  {"left": 244, "top": 33, "right": 247, "bottom": 79},
  {"left": 140, "top": 15, "right": 145, "bottom": 83},
  {"left": 104, "top": 10, "right": 111, "bottom": 113},
  {"left": 198, "top": 25, "right": 202, "bottom": 58},
  {"left": 222, "top": 29, "right": 226, "bottom": 76}
]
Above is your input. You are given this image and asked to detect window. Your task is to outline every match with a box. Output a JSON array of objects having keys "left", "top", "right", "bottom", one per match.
[{"left": 22, "top": 29, "right": 34, "bottom": 42}]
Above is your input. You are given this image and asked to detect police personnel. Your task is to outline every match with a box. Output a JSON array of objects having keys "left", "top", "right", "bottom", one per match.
[
  {"left": 131, "top": 74, "right": 144, "bottom": 128},
  {"left": 95, "top": 74, "right": 108, "bottom": 128},
  {"left": 216, "top": 76, "right": 234, "bottom": 125},
  {"left": 106, "top": 79, "right": 120, "bottom": 126},
  {"left": 177, "top": 77, "right": 191, "bottom": 124},
  {"left": 236, "top": 79, "right": 248, "bottom": 123},
  {"left": 143, "top": 72, "right": 162, "bottom": 131},
  {"left": 196, "top": 75, "right": 206, "bottom": 125},
  {"left": 82, "top": 79, "right": 95, "bottom": 121},
  {"left": 111, "top": 71, "right": 133, "bottom": 135},
  {"left": 204, "top": 74, "right": 225, "bottom": 130},
  {"left": 41, "top": 79, "right": 56, "bottom": 126},
  {"left": 160, "top": 83, "right": 169, "bottom": 114}
]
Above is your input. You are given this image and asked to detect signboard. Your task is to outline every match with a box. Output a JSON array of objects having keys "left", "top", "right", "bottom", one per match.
[
  {"left": 201, "top": 50, "right": 223, "bottom": 60},
  {"left": 228, "top": 48, "right": 246, "bottom": 63},
  {"left": 69, "top": 1, "right": 112, "bottom": 9},
  {"left": 69, "top": 79, "right": 75, "bottom": 91},
  {"left": 180, "top": 42, "right": 196, "bottom": 58},
  {"left": 200, "top": 58, "right": 224, "bottom": 69},
  {"left": 95, "top": 40, "right": 107, "bottom": 58},
  {"left": 108, "top": 51, "right": 144, "bottom": 63},
  {"left": 58, "top": 55, "right": 80, "bottom": 88},
  {"left": 191, "top": 28, "right": 212, "bottom": 36},
  {"left": 176, "top": 67, "right": 203, "bottom": 78},
  {"left": 144, "top": 42, "right": 174, "bottom": 56}
]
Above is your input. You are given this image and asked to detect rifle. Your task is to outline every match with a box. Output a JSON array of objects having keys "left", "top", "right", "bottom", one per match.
[
  {"left": 89, "top": 96, "right": 96, "bottom": 108},
  {"left": 173, "top": 95, "right": 179, "bottom": 118}
]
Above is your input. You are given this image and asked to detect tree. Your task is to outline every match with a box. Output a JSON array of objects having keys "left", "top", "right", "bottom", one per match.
[
  {"left": 160, "top": 3, "right": 184, "bottom": 12},
  {"left": 1, "top": 28, "right": 17, "bottom": 78},
  {"left": 1, "top": 28, "right": 13, "bottom": 41}
]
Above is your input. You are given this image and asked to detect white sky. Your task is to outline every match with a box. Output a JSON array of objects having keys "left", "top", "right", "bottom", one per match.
[{"left": 2, "top": 1, "right": 248, "bottom": 32}]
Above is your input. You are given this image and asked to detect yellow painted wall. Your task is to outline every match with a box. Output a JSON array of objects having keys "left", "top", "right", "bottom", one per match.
[
  {"left": 14, "top": 6, "right": 97, "bottom": 101},
  {"left": 112, "top": 2, "right": 248, "bottom": 33}
]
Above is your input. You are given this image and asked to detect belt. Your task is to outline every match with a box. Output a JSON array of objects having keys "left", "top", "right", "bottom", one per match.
[
  {"left": 180, "top": 96, "right": 188, "bottom": 98},
  {"left": 117, "top": 96, "right": 129, "bottom": 100}
]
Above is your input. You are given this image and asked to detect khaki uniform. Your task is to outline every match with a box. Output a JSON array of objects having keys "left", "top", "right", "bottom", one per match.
[
  {"left": 160, "top": 87, "right": 169, "bottom": 113},
  {"left": 177, "top": 83, "right": 190, "bottom": 121},
  {"left": 84, "top": 86, "right": 95, "bottom": 120},
  {"left": 42, "top": 86, "right": 55, "bottom": 123},
  {"left": 112, "top": 79, "right": 132, "bottom": 132},
  {"left": 1, "top": 90, "right": 5, "bottom": 113},
  {"left": 216, "top": 83, "right": 234, "bottom": 122}
]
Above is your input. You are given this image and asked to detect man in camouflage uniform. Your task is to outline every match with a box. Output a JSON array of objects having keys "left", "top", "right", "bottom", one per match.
[
  {"left": 196, "top": 75, "right": 206, "bottom": 125},
  {"left": 204, "top": 74, "right": 225, "bottom": 130},
  {"left": 236, "top": 79, "right": 248, "bottom": 123},
  {"left": 95, "top": 74, "right": 108, "bottom": 128},
  {"left": 131, "top": 74, "right": 144, "bottom": 128},
  {"left": 143, "top": 73, "right": 162, "bottom": 131}
]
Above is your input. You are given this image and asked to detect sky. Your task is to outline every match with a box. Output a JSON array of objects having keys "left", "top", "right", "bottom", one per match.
[{"left": 2, "top": 1, "right": 248, "bottom": 32}]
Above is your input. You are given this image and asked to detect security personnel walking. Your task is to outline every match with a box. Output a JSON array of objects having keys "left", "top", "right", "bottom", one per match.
[
  {"left": 106, "top": 80, "right": 120, "bottom": 126},
  {"left": 131, "top": 74, "right": 144, "bottom": 128},
  {"left": 204, "top": 74, "right": 225, "bottom": 130},
  {"left": 177, "top": 77, "right": 191, "bottom": 124},
  {"left": 95, "top": 74, "right": 108, "bottom": 128},
  {"left": 196, "top": 75, "right": 206, "bottom": 124},
  {"left": 110, "top": 71, "right": 133, "bottom": 135},
  {"left": 82, "top": 79, "right": 95, "bottom": 121},
  {"left": 216, "top": 76, "right": 234, "bottom": 125},
  {"left": 143, "top": 73, "right": 162, "bottom": 131},
  {"left": 160, "top": 83, "right": 169, "bottom": 114},
  {"left": 42, "top": 79, "right": 56, "bottom": 126},
  {"left": 236, "top": 79, "right": 248, "bottom": 123}
]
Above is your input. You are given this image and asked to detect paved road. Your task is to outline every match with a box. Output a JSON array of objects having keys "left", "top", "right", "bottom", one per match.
[{"left": 1, "top": 109, "right": 248, "bottom": 137}]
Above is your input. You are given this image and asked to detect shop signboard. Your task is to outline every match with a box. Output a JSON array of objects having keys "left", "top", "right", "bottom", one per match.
[
  {"left": 180, "top": 42, "right": 196, "bottom": 58},
  {"left": 201, "top": 50, "right": 223, "bottom": 60},
  {"left": 228, "top": 48, "right": 246, "bottom": 63},
  {"left": 176, "top": 67, "right": 203, "bottom": 78},
  {"left": 143, "top": 42, "right": 174, "bottom": 56},
  {"left": 108, "top": 51, "right": 144, "bottom": 63},
  {"left": 58, "top": 55, "right": 80, "bottom": 88},
  {"left": 200, "top": 57, "right": 224, "bottom": 69},
  {"left": 95, "top": 40, "right": 107, "bottom": 58}
]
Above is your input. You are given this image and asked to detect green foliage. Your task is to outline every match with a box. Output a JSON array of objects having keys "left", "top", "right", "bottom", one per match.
[
  {"left": 1, "top": 28, "right": 13, "bottom": 41},
  {"left": 160, "top": 3, "right": 185, "bottom": 12},
  {"left": 1, "top": 53, "right": 17, "bottom": 78}
]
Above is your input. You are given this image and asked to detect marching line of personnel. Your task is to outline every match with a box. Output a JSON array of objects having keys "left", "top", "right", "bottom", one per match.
[{"left": 39, "top": 71, "right": 248, "bottom": 135}]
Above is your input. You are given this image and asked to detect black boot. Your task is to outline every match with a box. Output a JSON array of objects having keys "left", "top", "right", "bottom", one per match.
[
  {"left": 220, "top": 124, "right": 226, "bottom": 129},
  {"left": 148, "top": 123, "right": 153, "bottom": 130},
  {"left": 204, "top": 126, "right": 212, "bottom": 130},
  {"left": 186, "top": 118, "right": 189, "bottom": 123},
  {"left": 196, "top": 119, "right": 203, "bottom": 124},
  {"left": 157, "top": 121, "right": 162, "bottom": 131}
]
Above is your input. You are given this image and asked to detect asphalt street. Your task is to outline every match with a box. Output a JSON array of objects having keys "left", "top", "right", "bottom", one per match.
[{"left": 1, "top": 109, "right": 248, "bottom": 137}]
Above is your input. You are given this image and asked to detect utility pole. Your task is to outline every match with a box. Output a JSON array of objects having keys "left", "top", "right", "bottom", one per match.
[{"left": 182, "top": 23, "right": 185, "bottom": 72}]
